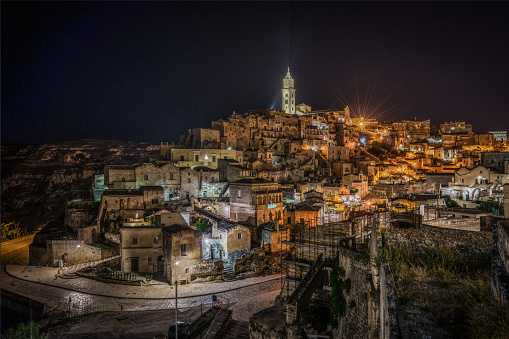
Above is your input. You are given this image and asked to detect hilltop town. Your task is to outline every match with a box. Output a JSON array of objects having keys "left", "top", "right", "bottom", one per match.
[{"left": 3, "top": 69, "right": 509, "bottom": 338}]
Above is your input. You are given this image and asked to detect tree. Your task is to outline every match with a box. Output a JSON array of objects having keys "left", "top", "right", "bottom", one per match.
[
  {"left": 443, "top": 195, "right": 460, "bottom": 208},
  {"left": 195, "top": 218, "right": 209, "bottom": 233},
  {"left": 6, "top": 321, "right": 48, "bottom": 339},
  {"left": 478, "top": 198, "right": 504, "bottom": 215},
  {"left": 1, "top": 222, "right": 25, "bottom": 241}
]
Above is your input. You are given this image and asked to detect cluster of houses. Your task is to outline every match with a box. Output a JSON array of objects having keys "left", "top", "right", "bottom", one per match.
[{"left": 29, "top": 69, "right": 509, "bottom": 284}]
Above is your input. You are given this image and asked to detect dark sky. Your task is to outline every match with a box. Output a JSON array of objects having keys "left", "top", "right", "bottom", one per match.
[{"left": 2, "top": 1, "right": 509, "bottom": 144}]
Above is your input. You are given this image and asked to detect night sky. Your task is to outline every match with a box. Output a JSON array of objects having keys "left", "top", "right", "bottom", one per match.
[{"left": 2, "top": 1, "right": 509, "bottom": 144}]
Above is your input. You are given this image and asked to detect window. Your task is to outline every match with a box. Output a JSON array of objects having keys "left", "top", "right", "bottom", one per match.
[
  {"left": 121, "top": 178, "right": 126, "bottom": 182},
  {"left": 188, "top": 178, "right": 191, "bottom": 183},
  {"left": 152, "top": 198, "right": 158, "bottom": 204},
  {"left": 132, "top": 237, "right": 138, "bottom": 245},
  {"left": 285, "top": 100, "right": 288, "bottom": 104},
  {"left": 195, "top": 155, "right": 199, "bottom": 162},
  {"left": 144, "top": 174, "right": 148, "bottom": 180},
  {"left": 170, "top": 173, "right": 174, "bottom": 180},
  {"left": 181, "top": 243, "right": 187, "bottom": 256},
  {"left": 237, "top": 190, "right": 241, "bottom": 198},
  {"left": 180, "top": 155, "right": 185, "bottom": 161},
  {"left": 212, "top": 156, "right": 216, "bottom": 162},
  {"left": 480, "top": 170, "right": 483, "bottom": 174},
  {"left": 224, "top": 156, "right": 228, "bottom": 159},
  {"left": 238, "top": 233, "right": 242, "bottom": 239},
  {"left": 153, "top": 237, "right": 159, "bottom": 244},
  {"left": 211, "top": 177, "right": 215, "bottom": 183}
]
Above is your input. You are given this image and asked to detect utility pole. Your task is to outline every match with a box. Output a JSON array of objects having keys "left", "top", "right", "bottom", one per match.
[{"left": 175, "top": 279, "right": 178, "bottom": 339}]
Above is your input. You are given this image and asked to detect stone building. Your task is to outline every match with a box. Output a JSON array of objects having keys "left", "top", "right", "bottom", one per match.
[
  {"left": 203, "top": 220, "right": 252, "bottom": 263},
  {"left": 119, "top": 221, "right": 164, "bottom": 274},
  {"left": 440, "top": 121, "right": 472, "bottom": 134},
  {"left": 161, "top": 224, "right": 203, "bottom": 284},
  {"left": 104, "top": 165, "right": 136, "bottom": 189},
  {"left": 260, "top": 221, "right": 288, "bottom": 253},
  {"left": 481, "top": 151, "right": 509, "bottom": 174},
  {"left": 218, "top": 159, "right": 256, "bottom": 182},
  {"left": 284, "top": 191, "right": 325, "bottom": 227},
  {"left": 134, "top": 162, "right": 181, "bottom": 200},
  {"left": 180, "top": 167, "right": 225, "bottom": 200},
  {"left": 229, "top": 178, "right": 283, "bottom": 226},
  {"left": 98, "top": 189, "right": 145, "bottom": 223},
  {"left": 29, "top": 220, "right": 103, "bottom": 266},
  {"left": 178, "top": 128, "right": 221, "bottom": 149},
  {"left": 170, "top": 148, "right": 238, "bottom": 169}
]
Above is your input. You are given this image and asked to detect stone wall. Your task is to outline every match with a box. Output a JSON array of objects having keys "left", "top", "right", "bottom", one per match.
[
  {"left": 77, "top": 224, "right": 100, "bottom": 244},
  {"left": 384, "top": 225, "right": 491, "bottom": 262},
  {"left": 492, "top": 220, "right": 509, "bottom": 304},
  {"left": 50, "top": 240, "right": 102, "bottom": 266},
  {"left": 333, "top": 245, "right": 371, "bottom": 339},
  {"left": 379, "top": 261, "right": 400, "bottom": 339},
  {"left": 65, "top": 201, "right": 99, "bottom": 230}
]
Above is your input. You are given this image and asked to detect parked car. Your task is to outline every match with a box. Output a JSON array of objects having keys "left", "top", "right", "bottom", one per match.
[{"left": 168, "top": 322, "right": 190, "bottom": 338}]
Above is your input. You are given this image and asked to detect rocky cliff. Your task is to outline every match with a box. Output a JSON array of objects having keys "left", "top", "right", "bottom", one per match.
[{"left": 1, "top": 140, "right": 160, "bottom": 232}]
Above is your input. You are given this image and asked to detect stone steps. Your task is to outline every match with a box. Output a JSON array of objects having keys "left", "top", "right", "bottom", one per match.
[{"left": 223, "top": 266, "right": 239, "bottom": 282}]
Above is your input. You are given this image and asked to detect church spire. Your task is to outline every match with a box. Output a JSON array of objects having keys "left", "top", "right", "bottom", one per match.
[{"left": 285, "top": 67, "right": 292, "bottom": 79}]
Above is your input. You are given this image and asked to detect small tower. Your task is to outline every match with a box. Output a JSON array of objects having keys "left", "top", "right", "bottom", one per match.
[{"left": 282, "top": 67, "right": 296, "bottom": 114}]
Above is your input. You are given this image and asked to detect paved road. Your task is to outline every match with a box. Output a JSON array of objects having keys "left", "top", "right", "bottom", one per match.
[{"left": 1, "top": 235, "right": 33, "bottom": 266}]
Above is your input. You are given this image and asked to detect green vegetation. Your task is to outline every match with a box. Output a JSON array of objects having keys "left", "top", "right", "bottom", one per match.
[
  {"left": 1, "top": 222, "right": 27, "bottom": 241},
  {"left": 329, "top": 255, "right": 354, "bottom": 327},
  {"left": 6, "top": 321, "right": 48, "bottom": 339},
  {"left": 477, "top": 198, "right": 504, "bottom": 216},
  {"left": 443, "top": 195, "right": 460, "bottom": 208},
  {"left": 377, "top": 243, "right": 509, "bottom": 337},
  {"left": 103, "top": 213, "right": 123, "bottom": 234},
  {"left": 195, "top": 217, "right": 210, "bottom": 233}
]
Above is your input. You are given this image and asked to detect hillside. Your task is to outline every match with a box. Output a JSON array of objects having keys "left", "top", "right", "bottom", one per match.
[{"left": 1, "top": 140, "right": 160, "bottom": 232}]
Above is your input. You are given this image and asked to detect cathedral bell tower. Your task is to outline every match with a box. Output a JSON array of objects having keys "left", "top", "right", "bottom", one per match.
[{"left": 282, "top": 67, "right": 296, "bottom": 114}]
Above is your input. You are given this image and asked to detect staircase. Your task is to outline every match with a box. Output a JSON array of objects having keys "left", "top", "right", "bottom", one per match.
[
  {"left": 59, "top": 255, "right": 121, "bottom": 276},
  {"left": 223, "top": 265, "right": 239, "bottom": 282}
]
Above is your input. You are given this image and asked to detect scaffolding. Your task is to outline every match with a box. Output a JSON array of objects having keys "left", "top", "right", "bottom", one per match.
[{"left": 280, "top": 209, "right": 390, "bottom": 306}]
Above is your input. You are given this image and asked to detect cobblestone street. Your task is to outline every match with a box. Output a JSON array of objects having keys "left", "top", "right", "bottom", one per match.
[{"left": 2, "top": 262, "right": 282, "bottom": 337}]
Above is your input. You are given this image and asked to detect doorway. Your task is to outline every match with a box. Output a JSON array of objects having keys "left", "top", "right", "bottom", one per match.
[{"left": 131, "top": 257, "right": 139, "bottom": 272}]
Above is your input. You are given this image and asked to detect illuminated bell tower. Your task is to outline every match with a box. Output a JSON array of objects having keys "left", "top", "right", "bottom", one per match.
[{"left": 282, "top": 67, "right": 296, "bottom": 114}]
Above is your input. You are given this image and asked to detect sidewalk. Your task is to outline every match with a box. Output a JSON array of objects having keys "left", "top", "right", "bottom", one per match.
[{"left": 4, "top": 265, "right": 281, "bottom": 300}]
